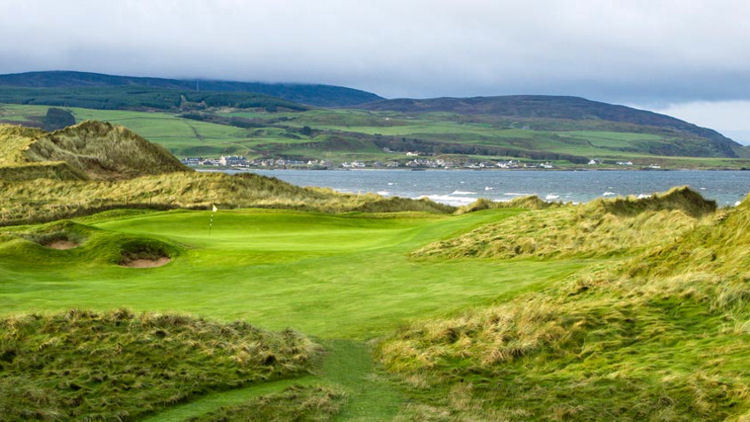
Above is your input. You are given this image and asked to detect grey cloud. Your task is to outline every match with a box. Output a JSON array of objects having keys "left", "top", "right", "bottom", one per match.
[{"left": 1, "top": 0, "right": 749, "bottom": 103}]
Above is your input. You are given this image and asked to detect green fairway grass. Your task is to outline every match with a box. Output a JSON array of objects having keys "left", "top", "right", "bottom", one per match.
[
  {"left": 0, "top": 208, "right": 588, "bottom": 338},
  {"left": 0, "top": 207, "right": 594, "bottom": 420}
]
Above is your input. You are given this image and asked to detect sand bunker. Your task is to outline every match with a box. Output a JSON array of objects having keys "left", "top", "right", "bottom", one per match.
[
  {"left": 120, "top": 256, "right": 171, "bottom": 268},
  {"left": 118, "top": 241, "right": 173, "bottom": 268},
  {"left": 44, "top": 239, "right": 79, "bottom": 250}
]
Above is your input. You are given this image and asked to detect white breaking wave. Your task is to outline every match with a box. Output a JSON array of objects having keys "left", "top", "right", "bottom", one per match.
[
  {"left": 735, "top": 201, "right": 742, "bottom": 207},
  {"left": 637, "top": 193, "right": 652, "bottom": 199},
  {"left": 419, "top": 195, "right": 477, "bottom": 206},
  {"left": 484, "top": 186, "right": 494, "bottom": 191},
  {"left": 377, "top": 191, "right": 390, "bottom": 196},
  {"left": 504, "top": 192, "right": 529, "bottom": 196},
  {"left": 545, "top": 194, "right": 560, "bottom": 200},
  {"left": 602, "top": 191, "right": 616, "bottom": 196},
  {"left": 451, "top": 190, "right": 477, "bottom": 195},
  {"left": 387, "top": 182, "right": 395, "bottom": 186}
]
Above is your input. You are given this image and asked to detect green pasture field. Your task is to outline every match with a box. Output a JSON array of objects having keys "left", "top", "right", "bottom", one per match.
[{"left": 2, "top": 103, "right": 749, "bottom": 167}]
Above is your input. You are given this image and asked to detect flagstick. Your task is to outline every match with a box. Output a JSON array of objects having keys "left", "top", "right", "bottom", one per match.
[{"left": 209, "top": 205, "right": 215, "bottom": 236}]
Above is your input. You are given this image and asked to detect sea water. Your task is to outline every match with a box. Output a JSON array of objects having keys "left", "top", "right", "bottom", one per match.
[{"left": 210, "top": 169, "right": 750, "bottom": 206}]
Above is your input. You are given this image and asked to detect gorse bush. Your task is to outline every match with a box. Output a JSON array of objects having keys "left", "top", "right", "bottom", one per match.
[{"left": 0, "top": 309, "right": 317, "bottom": 421}]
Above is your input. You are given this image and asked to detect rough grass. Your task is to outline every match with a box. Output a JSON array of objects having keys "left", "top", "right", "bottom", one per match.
[
  {"left": 627, "top": 192, "right": 750, "bottom": 280},
  {"left": 454, "top": 195, "right": 555, "bottom": 215},
  {"left": 0, "top": 161, "right": 88, "bottom": 181},
  {"left": 186, "top": 385, "right": 344, "bottom": 422},
  {"left": 379, "top": 191, "right": 750, "bottom": 421},
  {"left": 0, "top": 121, "right": 188, "bottom": 180},
  {"left": 414, "top": 187, "right": 716, "bottom": 259},
  {"left": 0, "top": 171, "right": 454, "bottom": 226},
  {"left": 0, "top": 309, "right": 317, "bottom": 421}
]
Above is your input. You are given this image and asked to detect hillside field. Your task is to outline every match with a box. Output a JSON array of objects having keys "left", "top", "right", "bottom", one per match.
[{"left": 2, "top": 104, "right": 749, "bottom": 168}]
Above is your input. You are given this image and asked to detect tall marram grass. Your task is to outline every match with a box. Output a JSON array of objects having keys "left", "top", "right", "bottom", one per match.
[
  {"left": 0, "top": 121, "right": 188, "bottom": 180},
  {"left": 0, "top": 309, "right": 317, "bottom": 421},
  {"left": 454, "top": 195, "right": 555, "bottom": 215},
  {"left": 379, "top": 190, "right": 750, "bottom": 421},
  {"left": 414, "top": 187, "right": 717, "bottom": 259},
  {"left": 0, "top": 172, "right": 454, "bottom": 226}
]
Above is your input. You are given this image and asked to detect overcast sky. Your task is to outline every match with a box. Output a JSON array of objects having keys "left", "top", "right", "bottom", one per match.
[{"left": 1, "top": 0, "right": 749, "bottom": 143}]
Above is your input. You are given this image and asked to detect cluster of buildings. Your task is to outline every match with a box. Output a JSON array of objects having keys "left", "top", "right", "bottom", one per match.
[
  {"left": 181, "top": 156, "right": 332, "bottom": 169},
  {"left": 180, "top": 154, "right": 653, "bottom": 170},
  {"left": 181, "top": 155, "right": 563, "bottom": 170},
  {"left": 588, "top": 159, "right": 635, "bottom": 166}
]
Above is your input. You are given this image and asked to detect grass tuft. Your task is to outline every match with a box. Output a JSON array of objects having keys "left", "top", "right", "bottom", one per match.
[{"left": 186, "top": 385, "right": 345, "bottom": 422}]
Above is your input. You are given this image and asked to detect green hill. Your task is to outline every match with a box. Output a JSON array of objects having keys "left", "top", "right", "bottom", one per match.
[
  {"left": 5, "top": 103, "right": 747, "bottom": 168},
  {"left": 359, "top": 95, "right": 745, "bottom": 158},
  {"left": 1, "top": 77, "right": 748, "bottom": 165},
  {"left": 0, "top": 71, "right": 382, "bottom": 107},
  {"left": 0, "top": 86, "right": 310, "bottom": 112},
  {"left": 0, "top": 121, "right": 189, "bottom": 180}
]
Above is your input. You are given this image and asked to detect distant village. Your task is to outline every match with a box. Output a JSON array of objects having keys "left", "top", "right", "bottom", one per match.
[{"left": 181, "top": 154, "right": 643, "bottom": 170}]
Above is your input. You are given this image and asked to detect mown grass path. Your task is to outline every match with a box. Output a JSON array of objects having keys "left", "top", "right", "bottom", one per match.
[{"left": 141, "top": 339, "right": 403, "bottom": 421}]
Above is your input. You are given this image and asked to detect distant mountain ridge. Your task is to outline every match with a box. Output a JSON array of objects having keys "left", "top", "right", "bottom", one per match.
[
  {"left": 358, "top": 95, "right": 744, "bottom": 156},
  {"left": 0, "top": 71, "right": 382, "bottom": 107}
]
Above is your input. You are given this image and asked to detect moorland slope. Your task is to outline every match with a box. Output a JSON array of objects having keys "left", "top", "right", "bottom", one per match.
[
  {"left": 0, "top": 70, "right": 382, "bottom": 107},
  {"left": 360, "top": 95, "right": 745, "bottom": 158}
]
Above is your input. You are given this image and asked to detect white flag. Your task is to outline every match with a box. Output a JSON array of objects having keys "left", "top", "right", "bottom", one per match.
[{"left": 212, "top": 205, "right": 218, "bottom": 212}]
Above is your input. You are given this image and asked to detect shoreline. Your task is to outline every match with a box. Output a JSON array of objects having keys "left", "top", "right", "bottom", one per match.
[{"left": 195, "top": 166, "right": 750, "bottom": 172}]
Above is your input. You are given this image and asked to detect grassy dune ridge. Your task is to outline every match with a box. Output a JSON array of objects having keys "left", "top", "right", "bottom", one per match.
[
  {"left": 414, "top": 186, "right": 717, "bottom": 259},
  {"left": 0, "top": 171, "right": 453, "bottom": 226},
  {"left": 0, "top": 121, "right": 188, "bottom": 180},
  {"left": 378, "top": 191, "right": 750, "bottom": 420}
]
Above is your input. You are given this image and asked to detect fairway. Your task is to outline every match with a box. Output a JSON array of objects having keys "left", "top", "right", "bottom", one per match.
[
  {"left": 0, "top": 208, "right": 588, "bottom": 338},
  {"left": 0, "top": 207, "right": 594, "bottom": 419}
]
